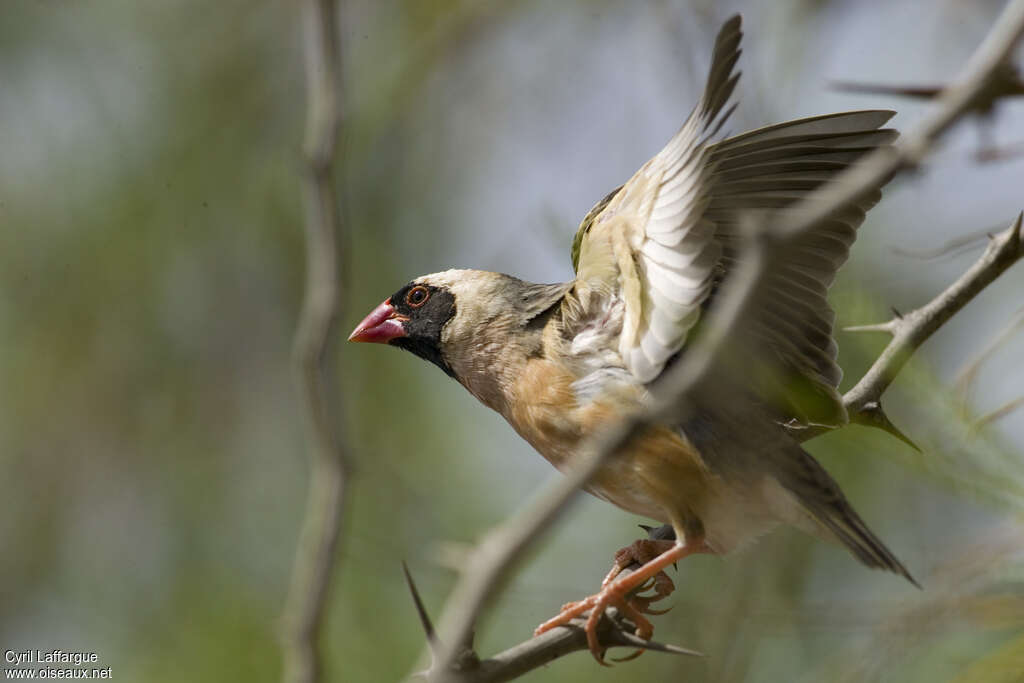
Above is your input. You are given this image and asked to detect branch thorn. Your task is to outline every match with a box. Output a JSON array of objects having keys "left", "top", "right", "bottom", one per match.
[
  {"left": 403, "top": 562, "right": 481, "bottom": 677},
  {"left": 607, "top": 624, "right": 704, "bottom": 657},
  {"left": 844, "top": 321, "right": 895, "bottom": 334},
  {"left": 854, "top": 401, "right": 922, "bottom": 452},
  {"left": 402, "top": 562, "right": 441, "bottom": 652}
]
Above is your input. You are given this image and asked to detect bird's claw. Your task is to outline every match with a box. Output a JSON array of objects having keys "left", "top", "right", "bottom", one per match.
[
  {"left": 611, "top": 648, "right": 646, "bottom": 663},
  {"left": 537, "top": 539, "right": 696, "bottom": 664},
  {"left": 534, "top": 577, "right": 658, "bottom": 664},
  {"left": 635, "top": 601, "right": 673, "bottom": 616}
]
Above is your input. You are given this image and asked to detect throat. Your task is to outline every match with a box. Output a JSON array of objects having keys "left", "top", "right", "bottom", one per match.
[
  {"left": 391, "top": 337, "right": 456, "bottom": 378},
  {"left": 452, "top": 342, "right": 530, "bottom": 414}
]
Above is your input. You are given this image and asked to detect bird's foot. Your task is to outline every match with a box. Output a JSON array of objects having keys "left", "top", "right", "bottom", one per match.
[
  {"left": 603, "top": 539, "right": 678, "bottom": 613},
  {"left": 534, "top": 585, "right": 656, "bottom": 665},
  {"left": 533, "top": 541, "right": 694, "bottom": 664}
]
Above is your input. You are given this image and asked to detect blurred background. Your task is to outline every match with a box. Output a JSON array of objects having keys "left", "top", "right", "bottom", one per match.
[{"left": 3, "top": 0, "right": 1024, "bottom": 681}]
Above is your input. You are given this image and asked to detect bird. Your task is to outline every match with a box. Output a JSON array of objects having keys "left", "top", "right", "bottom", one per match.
[{"left": 349, "top": 13, "right": 917, "bottom": 664}]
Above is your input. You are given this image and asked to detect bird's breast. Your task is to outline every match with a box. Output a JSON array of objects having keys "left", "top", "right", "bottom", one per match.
[{"left": 505, "top": 357, "right": 713, "bottom": 523}]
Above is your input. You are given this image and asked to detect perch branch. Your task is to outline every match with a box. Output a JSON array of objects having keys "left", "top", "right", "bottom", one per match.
[
  {"left": 409, "top": 2, "right": 1024, "bottom": 680},
  {"left": 403, "top": 564, "right": 700, "bottom": 683},
  {"left": 280, "top": 2, "right": 348, "bottom": 683}
]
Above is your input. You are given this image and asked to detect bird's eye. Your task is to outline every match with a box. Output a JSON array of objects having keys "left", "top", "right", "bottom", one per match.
[{"left": 406, "top": 286, "right": 430, "bottom": 308}]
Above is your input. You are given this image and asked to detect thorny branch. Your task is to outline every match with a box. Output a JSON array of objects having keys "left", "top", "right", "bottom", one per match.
[
  {"left": 281, "top": 2, "right": 348, "bottom": 683},
  {"left": 832, "top": 215, "right": 1023, "bottom": 441},
  {"left": 407, "top": 2, "right": 1024, "bottom": 680},
  {"left": 790, "top": 213, "right": 1024, "bottom": 445},
  {"left": 403, "top": 564, "right": 700, "bottom": 683}
]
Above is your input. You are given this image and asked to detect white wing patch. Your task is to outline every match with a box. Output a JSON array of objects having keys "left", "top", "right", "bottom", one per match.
[
  {"left": 571, "top": 15, "right": 741, "bottom": 384},
  {"left": 596, "top": 121, "right": 725, "bottom": 383}
]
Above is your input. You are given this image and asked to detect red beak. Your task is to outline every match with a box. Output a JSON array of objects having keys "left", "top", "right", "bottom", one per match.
[{"left": 348, "top": 299, "right": 408, "bottom": 343}]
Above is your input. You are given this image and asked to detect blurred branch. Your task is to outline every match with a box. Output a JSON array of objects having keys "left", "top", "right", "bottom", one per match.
[
  {"left": 281, "top": 3, "right": 348, "bottom": 683},
  {"left": 976, "top": 138, "right": 1024, "bottom": 162},
  {"left": 972, "top": 396, "right": 1024, "bottom": 434},
  {"left": 955, "top": 303, "right": 1024, "bottom": 403},
  {"left": 832, "top": 80, "right": 946, "bottom": 99},
  {"left": 891, "top": 225, "right": 994, "bottom": 260},
  {"left": 409, "top": 2, "right": 1024, "bottom": 680},
  {"left": 773, "top": 3, "right": 1024, "bottom": 244},
  {"left": 833, "top": 63, "right": 1024, "bottom": 161},
  {"left": 831, "top": 62, "right": 1024, "bottom": 115}
]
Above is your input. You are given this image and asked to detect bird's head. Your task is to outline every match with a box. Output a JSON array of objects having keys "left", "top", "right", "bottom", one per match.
[
  {"left": 348, "top": 269, "right": 466, "bottom": 378},
  {"left": 349, "top": 269, "right": 569, "bottom": 398}
]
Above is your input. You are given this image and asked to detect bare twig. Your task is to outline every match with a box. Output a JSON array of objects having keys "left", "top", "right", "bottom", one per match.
[
  {"left": 770, "top": 3, "right": 1024, "bottom": 246},
  {"left": 830, "top": 62, "right": 1024, "bottom": 114},
  {"left": 831, "top": 81, "right": 945, "bottom": 99},
  {"left": 891, "top": 226, "right": 993, "bottom": 260},
  {"left": 833, "top": 214, "right": 1023, "bottom": 434},
  {"left": 833, "top": 64, "right": 1024, "bottom": 162},
  {"left": 793, "top": 214, "right": 1024, "bottom": 444},
  {"left": 280, "top": 2, "right": 348, "bottom": 683},
  {"left": 409, "top": 2, "right": 1024, "bottom": 680},
  {"left": 976, "top": 139, "right": 1024, "bottom": 162}
]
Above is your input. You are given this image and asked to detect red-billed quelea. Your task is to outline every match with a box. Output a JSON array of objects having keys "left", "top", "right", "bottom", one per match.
[{"left": 350, "top": 14, "right": 917, "bottom": 664}]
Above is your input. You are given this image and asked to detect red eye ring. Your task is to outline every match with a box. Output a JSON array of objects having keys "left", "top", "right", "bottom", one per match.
[{"left": 406, "top": 285, "right": 430, "bottom": 308}]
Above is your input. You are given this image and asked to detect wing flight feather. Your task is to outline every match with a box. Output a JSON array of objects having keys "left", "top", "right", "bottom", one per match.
[{"left": 569, "top": 16, "right": 897, "bottom": 425}]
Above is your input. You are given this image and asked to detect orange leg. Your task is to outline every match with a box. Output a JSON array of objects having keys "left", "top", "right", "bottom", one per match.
[
  {"left": 534, "top": 538, "right": 710, "bottom": 664},
  {"left": 602, "top": 539, "right": 678, "bottom": 614}
]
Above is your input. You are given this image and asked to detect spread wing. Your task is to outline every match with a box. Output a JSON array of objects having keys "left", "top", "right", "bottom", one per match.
[
  {"left": 570, "top": 15, "right": 742, "bottom": 383},
  {"left": 703, "top": 110, "right": 897, "bottom": 424},
  {"left": 570, "top": 13, "right": 897, "bottom": 425}
]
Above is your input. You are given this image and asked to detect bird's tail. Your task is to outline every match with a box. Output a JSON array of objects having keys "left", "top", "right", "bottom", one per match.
[{"left": 784, "top": 446, "right": 920, "bottom": 588}]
